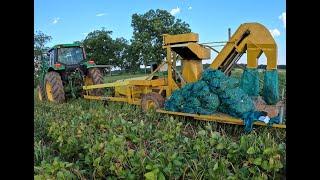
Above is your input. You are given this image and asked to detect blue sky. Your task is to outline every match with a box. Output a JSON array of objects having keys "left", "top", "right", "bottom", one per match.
[{"left": 35, "top": 0, "right": 286, "bottom": 65}]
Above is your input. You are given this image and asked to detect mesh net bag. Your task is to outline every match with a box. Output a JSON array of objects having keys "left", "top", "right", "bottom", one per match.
[
  {"left": 240, "top": 68, "right": 260, "bottom": 96},
  {"left": 201, "top": 69, "right": 239, "bottom": 93},
  {"left": 163, "top": 69, "right": 280, "bottom": 132},
  {"left": 165, "top": 69, "right": 253, "bottom": 116},
  {"left": 263, "top": 69, "right": 279, "bottom": 105},
  {"left": 164, "top": 80, "right": 221, "bottom": 115},
  {"left": 218, "top": 87, "right": 255, "bottom": 117}
]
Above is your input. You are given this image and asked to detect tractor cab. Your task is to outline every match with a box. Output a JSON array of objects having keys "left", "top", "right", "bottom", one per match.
[{"left": 47, "top": 44, "right": 92, "bottom": 71}]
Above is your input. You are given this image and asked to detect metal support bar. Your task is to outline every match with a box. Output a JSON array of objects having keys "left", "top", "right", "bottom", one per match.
[
  {"left": 83, "top": 81, "right": 129, "bottom": 90},
  {"left": 201, "top": 44, "right": 220, "bottom": 53},
  {"left": 146, "top": 61, "right": 166, "bottom": 80},
  {"left": 83, "top": 95, "right": 141, "bottom": 105}
]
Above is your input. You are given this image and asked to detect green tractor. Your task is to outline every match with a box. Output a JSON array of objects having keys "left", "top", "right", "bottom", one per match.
[{"left": 36, "top": 43, "right": 107, "bottom": 103}]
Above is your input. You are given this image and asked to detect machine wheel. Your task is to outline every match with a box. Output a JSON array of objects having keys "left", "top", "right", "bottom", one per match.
[
  {"left": 37, "top": 84, "right": 45, "bottom": 101},
  {"left": 84, "top": 68, "right": 104, "bottom": 96},
  {"left": 44, "top": 71, "right": 65, "bottom": 103},
  {"left": 141, "top": 92, "right": 165, "bottom": 112}
]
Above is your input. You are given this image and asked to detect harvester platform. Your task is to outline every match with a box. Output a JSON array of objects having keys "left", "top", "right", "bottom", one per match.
[{"left": 156, "top": 109, "right": 286, "bottom": 129}]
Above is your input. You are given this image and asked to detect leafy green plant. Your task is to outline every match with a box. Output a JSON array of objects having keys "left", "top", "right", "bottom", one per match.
[{"left": 34, "top": 71, "right": 286, "bottom": 179}]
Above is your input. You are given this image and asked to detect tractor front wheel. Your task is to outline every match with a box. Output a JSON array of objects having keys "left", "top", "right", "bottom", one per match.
[
  {"left": 44, "top": 71, "right": 65, "bottom": 103},
  {"left": 84, "top": 68, "right": 104, "bottom": 96},
  {"left": 141, "top": 92, "right": 165, "bottom": 112}
]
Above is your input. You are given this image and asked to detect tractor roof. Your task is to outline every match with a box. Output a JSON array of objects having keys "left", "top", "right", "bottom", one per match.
[{"left": 49, "top": 43, "right": 82, "bottom": 51}]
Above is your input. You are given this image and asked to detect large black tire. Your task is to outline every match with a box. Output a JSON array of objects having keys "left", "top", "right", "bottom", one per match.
[
  {"left": 44, "top": 71, "right": 65, "bottom": 103},
  {"left": 85, "top": 68, "right": 104, "bottom": 96},
  {"left": 37, "top": 84, "right": 45, "bottom": 101},
  {"left": 141, "top": 92, "right": 165, "bottom": 112}
]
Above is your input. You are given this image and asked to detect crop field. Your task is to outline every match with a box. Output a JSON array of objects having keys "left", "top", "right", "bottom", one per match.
[{"left": 34, "top": 69, "right": 286, "bottom": 179}]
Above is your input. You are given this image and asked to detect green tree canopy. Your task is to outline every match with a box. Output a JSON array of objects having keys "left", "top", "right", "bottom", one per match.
[
  {"left": 82, "top": 29, "right": 136, "bottom": 71},
  {"left": 82, "top": 29, "right": 116, "bottom": 66},
  {"left": 34, "top": 31, "right": 52, "bottom": 61},
  {"left": 131, "top": 9, "right": 191, "bottom": 68},
  {"left": 113, "top": 37, "right": 129, "bottom": 69}
]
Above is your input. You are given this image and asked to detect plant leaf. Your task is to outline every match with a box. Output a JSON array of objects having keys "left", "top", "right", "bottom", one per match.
[
  {"left": 216, "top": 143, "right": 224, "bottom": 150},
  {"left": 247, "top": 147, "right": 255, "bottom": 154},
  {"left": 253, "top": 157, "right": 262, "bottom": 165}
]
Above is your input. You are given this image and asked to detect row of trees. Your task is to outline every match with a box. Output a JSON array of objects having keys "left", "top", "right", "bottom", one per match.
[{"left": 34, "top": 9, "right": 191, "bottom": 73}]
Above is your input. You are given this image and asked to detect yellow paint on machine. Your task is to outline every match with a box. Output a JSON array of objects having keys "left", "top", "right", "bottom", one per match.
[{"left": 82, "top": 22, "right": 285, "bottom": 129}]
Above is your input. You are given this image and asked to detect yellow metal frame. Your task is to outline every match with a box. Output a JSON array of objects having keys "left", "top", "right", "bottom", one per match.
[
  {"left": 210, "top": 23, "right": 277, "bottom": 71},
  {"left": 181, "top": 60, "right": 203, "bottom": 83},
  {"left": 83, "top": 76, "right": 169, "bottom": 106},
  {"left": 82, "top": 23, "right": 285, "bottom": 129},
  {"left": 162, "top": 33, "right": 198, "bottom": 44}
]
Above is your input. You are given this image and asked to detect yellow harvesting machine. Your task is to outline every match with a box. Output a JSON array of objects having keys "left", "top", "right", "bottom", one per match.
[{"left": 82, "top": 22, "right": 285, "bottom": 129}]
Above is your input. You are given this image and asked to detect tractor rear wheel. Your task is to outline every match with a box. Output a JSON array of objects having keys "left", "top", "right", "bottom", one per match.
[
  {"left": 37, "top": 84, "right": 45, "bottom": 101},
  {"left": 84, "top": 68, "right": 104, "bottom": 96},
  {"left": 44, "top": 71, "right": 65, "bottom": 103},
  {"left": 141, "top": 92, "right": 165, "bottom": 112}
]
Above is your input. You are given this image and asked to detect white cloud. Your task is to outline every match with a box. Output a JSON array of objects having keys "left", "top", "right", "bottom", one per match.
[
  {"left": 279, "top": 12, "right": 286, "bottom": 28},
  {"left": 170, "top": 7, "right": 180, "bottom": 16},
  {"left": 188, "top": 6, "right": 192, "bottom": 10},
  {"left": 82, "top": 33, "right": 88, "bottom": 36},
  {"left": 52, "top": 17, "right": 60, "bottom": 24},
  {"left": 96, "top": 13, "right": 106, "bottom": 17},
  {"left": 269, "top": 28, "right": 281, "bottom": 37}
]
